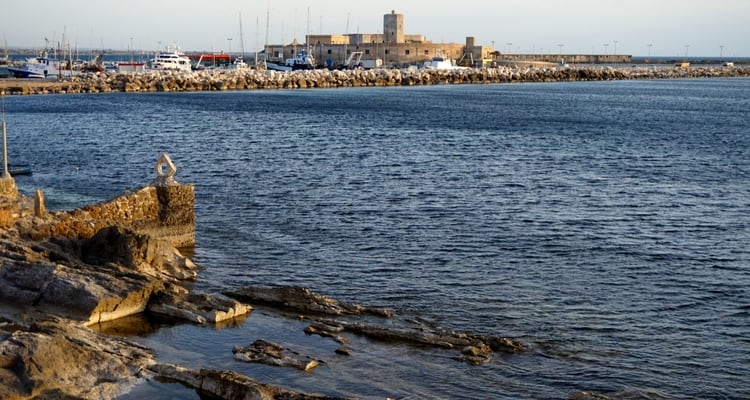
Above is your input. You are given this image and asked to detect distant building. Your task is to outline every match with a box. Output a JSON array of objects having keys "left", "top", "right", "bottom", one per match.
[
  {"left": 262, "top": 10, "right": 631, "bottom": 68},
  {"left": 265, "top": 10, "right": 495, "bottom": 68}
]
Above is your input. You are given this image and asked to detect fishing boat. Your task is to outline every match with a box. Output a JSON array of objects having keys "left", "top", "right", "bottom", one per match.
[
  {"left": 284, "top": 49, "right": 316, "bottom": 70},
  {"left": 147, "top": 45, "right": 192, "bottom": 72},
  {"left": 7, "top": 49, "right": 77, "bottom": 79},
  {"left": 422, "top": 52, "right": 466, "bottom": 70},
  {"left": 264, "top": 59, "right": 292, "bottom": 72}
]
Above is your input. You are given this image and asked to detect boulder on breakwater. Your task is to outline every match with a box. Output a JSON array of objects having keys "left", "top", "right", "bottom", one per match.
[{"left": 2, "top": 64, "right": 748, "bottom": 95}]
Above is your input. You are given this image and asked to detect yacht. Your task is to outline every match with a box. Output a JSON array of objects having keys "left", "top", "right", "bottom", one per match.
[{"left": 147, "top": 45, "right": 192, "bottom": 72}]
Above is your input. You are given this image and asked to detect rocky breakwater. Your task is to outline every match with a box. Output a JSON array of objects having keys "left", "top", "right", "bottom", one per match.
[{"left": 1, "top": 64, "right": 748, "bottom": 95}]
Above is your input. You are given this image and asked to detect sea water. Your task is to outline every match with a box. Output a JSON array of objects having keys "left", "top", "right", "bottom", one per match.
[{"left": 5, "top": 78, "right": 750, "bottom": 399}]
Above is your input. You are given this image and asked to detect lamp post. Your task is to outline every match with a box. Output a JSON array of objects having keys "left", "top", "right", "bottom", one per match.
[
  {"left": 720, "top": 45, "right": 724, "bottom": 58},
  {"left": 228, "top": 38, "right": 233, "bottom": 64},
  {"left": 613, "top": 40, "right": 618, "bottom": 55},
  {"left": 603, "top": 43, "right": 609, "bottom": 55},
  {"left": 647, "top": 43, "right": 652, "bottom": 58},
  {"left": 506, "top": 42, "right": 512, "bottom": 54},
  {"left": 557, "top": 43, "right": 563, "bottom": 56}
]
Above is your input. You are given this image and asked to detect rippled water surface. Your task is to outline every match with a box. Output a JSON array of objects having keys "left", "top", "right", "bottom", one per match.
[{"left": 5, "top": 79, "right": 750, "bottom": 399}]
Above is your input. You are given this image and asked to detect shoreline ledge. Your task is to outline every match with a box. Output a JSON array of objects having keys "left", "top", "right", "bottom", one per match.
[
  {"left": 1, "top": 65, "right": 748, "bottom": 95},
  {"left": 0, "top": 155, "right": 527, "bottom": 399}
]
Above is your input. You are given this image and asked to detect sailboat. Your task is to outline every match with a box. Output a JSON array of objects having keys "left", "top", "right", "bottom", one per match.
[
  {"left": 261, "top": 2, "right": 291, "bottom": 71},
  {"left": 228, "top": 12, "right": 249, "bottom": 70}
]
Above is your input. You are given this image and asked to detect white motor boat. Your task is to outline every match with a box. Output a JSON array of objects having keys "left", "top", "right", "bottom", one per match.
[{"left": 147, "top": 45, "right": 192, "bottom": 72}]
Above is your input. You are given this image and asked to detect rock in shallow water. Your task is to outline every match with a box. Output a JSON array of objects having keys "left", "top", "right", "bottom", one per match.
[
  {"left": 232, "top": 339, "right": 320, "bottom": 372},
  {"left": 224, "top": 285, "right": 393, "bottom": 317}
]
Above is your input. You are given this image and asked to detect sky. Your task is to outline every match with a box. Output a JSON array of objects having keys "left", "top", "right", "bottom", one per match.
[{"left": 2, "top": 0, "right": 749, "bottom": 57}]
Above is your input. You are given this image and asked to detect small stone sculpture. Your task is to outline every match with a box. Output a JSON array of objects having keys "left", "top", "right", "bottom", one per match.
[{"left": 151, "top": 153, "right": 178, "bottom": 187}]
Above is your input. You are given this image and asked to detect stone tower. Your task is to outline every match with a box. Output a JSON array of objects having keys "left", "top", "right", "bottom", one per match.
[{"left": 383, "top": 10, "right": 404, "bottom": 44}]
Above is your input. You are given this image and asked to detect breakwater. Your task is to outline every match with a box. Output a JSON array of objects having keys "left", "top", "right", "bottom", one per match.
[{"left": 1, "top": 65, "right": 748, "bottom": 95}]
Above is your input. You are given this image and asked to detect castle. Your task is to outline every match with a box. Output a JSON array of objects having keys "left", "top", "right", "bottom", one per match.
[
  {"left": 263, "top": 10, "right": 632, "bottom": 68},
  {"left": 265, "top": 10, "right": 494, "bottom": 68}
]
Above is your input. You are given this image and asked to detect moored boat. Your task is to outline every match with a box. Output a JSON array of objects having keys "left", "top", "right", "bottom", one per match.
[
  {"left": 147, "top": 45, "right": 192, "bottom": 72},
  {"left": 284, "top": 49, "right": 316, "bottom": 70},
  {"left": 422, "top": 52, "right": 466, "bottom": 70},
  {"left": 6, "top": 49, "right": 77, "bottom": 79},
  {"left": 8, "top": 163, "right": 32, "bottom": 176}
]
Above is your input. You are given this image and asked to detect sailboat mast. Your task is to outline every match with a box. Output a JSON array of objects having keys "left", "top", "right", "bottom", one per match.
[
  {"left": 238, "top": 12, "right": 245, "bottom": 59},
  {"left": 306, "top": 7, "right": 310, "bottom": 49},
  {"left": 344, "top": 12, "right": 350, "bottom": 65},
  {"left": 264, "top": 0, "right": 270, "bottom": 62}
]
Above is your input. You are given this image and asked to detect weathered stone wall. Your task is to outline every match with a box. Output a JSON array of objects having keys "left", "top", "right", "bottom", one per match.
[{"left": 22, "top": 184, "right": 195, "bottom": 247}]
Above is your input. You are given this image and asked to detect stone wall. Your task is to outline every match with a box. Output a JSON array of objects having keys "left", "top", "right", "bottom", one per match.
[
  {"left": 35, "top": 184, "right": 196, "bottom": 248},
  {"left": 9, "top": 154, "right": 196, "bottom": 247}
]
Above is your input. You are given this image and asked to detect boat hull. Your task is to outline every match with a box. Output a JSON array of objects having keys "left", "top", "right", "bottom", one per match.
[
  {"left": 7, "top": 67, "right": 47, "bottom": 79},
  {"left": 7, "top": 164, "right": 32, "bottom": 176}
]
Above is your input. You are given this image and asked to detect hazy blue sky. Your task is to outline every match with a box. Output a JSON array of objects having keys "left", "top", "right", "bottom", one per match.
[{"left": 2, "top": 0, "right": 748, "bottom": 57}]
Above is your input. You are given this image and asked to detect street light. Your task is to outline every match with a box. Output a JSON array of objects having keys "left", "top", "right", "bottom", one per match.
[
  {"left": 685, "top": 44, "right": 690, "bottom": 59},
  {"left": 603, "top": 43, "right": 609, "bottom": 55},
  {"left": 613, "top": 40, "right": 618, "bottom": 55},
  {"left": 227, "top": 38, "right": 233, "bottom": 65},
  {"left": 557, "top": 43, "right": 563, "bottom": 56},
  {"left": 506, "top": 42, "right": 512, "bottom": 54},
  {"left": 647, "top": 43, "right": 653, "bottom": 58}
]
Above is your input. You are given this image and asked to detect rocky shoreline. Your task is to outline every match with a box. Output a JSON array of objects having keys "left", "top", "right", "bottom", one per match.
[
  {"left": 1, "top": 64, "right": 748, "bottom": 95},
  {"left": 0, "top": 156, "right": 533, "bottom": 399}
]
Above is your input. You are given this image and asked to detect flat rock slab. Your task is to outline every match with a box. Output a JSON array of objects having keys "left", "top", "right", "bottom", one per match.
[
  {"left": 148, "top": 290, "right": 252, "bottom": 324},
  {"left": 224, "top": 285, "right": 392, "bottom": 317},
  {"left": 307, "top": 318, "right": 525, "bottom": 365},
  {"left": 0, "top": 318, "right": 154, "bottom": 399},
  {"left": 233, "top": 339, "right": 320, "bottom": 372},
  {"left": 149, "top": 363, "right": 355, "bottom": 399}
]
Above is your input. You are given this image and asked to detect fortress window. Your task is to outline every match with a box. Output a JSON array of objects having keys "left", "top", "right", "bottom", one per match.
[{"left": 405, "top": 49, "right": 411, "bottom": 55}]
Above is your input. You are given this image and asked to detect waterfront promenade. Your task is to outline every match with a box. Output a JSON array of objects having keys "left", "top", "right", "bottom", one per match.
[{"left": 1, "top": 64, "right": 748, "bottom": 95}]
